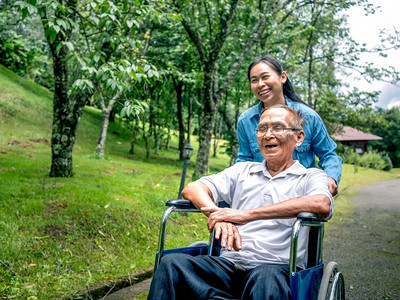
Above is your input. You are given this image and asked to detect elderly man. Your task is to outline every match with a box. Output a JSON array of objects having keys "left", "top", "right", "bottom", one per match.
[{"left": 147, "top": 104, "right": 334, "bottom": 300}]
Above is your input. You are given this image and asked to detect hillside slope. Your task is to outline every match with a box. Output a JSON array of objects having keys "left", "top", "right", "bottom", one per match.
[{"left": 0, "top": 66, "right": 215, "bottom": 298}]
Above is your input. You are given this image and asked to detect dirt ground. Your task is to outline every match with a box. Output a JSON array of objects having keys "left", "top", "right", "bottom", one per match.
[
  {"left": 105, "top": 178, "right": 400, "bottom": 299},
  {"left": 323, "top": 179, "right": 400, "bottom": 300}
]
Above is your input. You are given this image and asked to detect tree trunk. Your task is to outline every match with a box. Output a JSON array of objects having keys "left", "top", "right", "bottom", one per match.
[
  {"left": 47, "top": 0, "right": 82, "bottom": 177},
  {"left": 187, "top": 90, "right": 193, "bottom": 144},
  {"left": 95, "top": 87, "right": 124, "bottom": 158},
  {"left": 172, "top": 75, "right": 185, "bottom": 159},
  {"left": 95, "top": 111, "right": 110, "bottom": 157},
  {"left": 219, "top": 92, "right": 240, "bottom": 166},
  {"left": 49, "top": 49, "right": 75, "bottom": 177},
  {"left": 194, "top": 110, "right": 216, "bottom": 178},
  {"left": 142, "top": 118, "right": 150, "bottom": 159},
  {"left": 154, "top": 92, "right": 160, "bottom": 155},
  {"left": 39, "top": 0, "right": 93, "bottom": 177},
  {"left": 213, "top": 116, "right": 222, "bottom": 157},
  {"left": 129, "top": 119, "right": 140, "bottom": 155},
  {"left": 229, "top": 96, "right": 241, "bottom": 166},
  {"left": 193, "top": 69, "right": 217, "bottom": 178},
  {"left": 166, "top": 106, "right": 172, "bottom": 150}
]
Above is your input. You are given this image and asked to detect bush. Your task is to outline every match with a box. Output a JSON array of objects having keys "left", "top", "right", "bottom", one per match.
[
  {"left": 337, "top": 144, "right": 391, "bottom": 171},
  {"left": 359, "top": 151, "right": 385, "bottom": 170},
  {"left": 382, "top": 153, "right": 393, "bottom": 171}
]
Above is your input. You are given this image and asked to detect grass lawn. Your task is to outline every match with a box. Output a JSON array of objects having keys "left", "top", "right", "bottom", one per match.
[
  {"left": 0, "top": 65, "right": 218, "bottom": 298},
  {"left": 0, "top": 65, "right": 398, "bottom": 299}
]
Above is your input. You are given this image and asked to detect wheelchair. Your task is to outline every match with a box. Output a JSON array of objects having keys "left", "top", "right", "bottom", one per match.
[{"left": 153, "top": 199, "right": 345, "bottom": 300}]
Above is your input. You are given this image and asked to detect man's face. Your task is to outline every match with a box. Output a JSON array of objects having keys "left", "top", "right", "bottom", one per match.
[{"left": 256, "top": 107, "right": 304, "bottom": 163}]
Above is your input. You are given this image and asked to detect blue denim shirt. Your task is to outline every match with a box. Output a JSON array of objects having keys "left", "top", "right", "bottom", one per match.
[{"left": 236, "top": 98, "right": 343, "bottom": 185}]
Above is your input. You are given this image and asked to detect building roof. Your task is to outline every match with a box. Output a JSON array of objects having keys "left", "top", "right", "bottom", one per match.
[{"left": 332, "top": 126, "right": 382, "bottom": 142}]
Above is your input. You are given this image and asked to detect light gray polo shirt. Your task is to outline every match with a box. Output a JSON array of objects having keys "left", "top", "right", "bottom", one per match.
[{"left": 199, "top": 160, "right": 333, "bottom": 269}]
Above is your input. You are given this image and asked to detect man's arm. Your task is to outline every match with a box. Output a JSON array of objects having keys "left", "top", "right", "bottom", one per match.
[
  {"left": 202, "top": 194, "right": 331, "bottom": 232},
  {"left": 181, "top": 181, "right": 242, "bottom": 251},
  {"left": 181, "top": 181, "right": 218, "bottom": 214}
]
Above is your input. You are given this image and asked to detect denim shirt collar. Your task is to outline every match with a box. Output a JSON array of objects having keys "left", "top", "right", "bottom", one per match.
[{"left": 252, "top": 96, "right": 294, "bottom": 119}]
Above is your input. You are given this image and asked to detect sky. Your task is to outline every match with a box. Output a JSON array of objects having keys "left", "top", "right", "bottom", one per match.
[{"left": 344, "top": 0, "right": 400, "bottom": 109}]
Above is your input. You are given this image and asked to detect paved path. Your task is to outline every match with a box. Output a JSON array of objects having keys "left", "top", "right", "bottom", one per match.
[
  {"left": 106, "top": 179, "right": 400, "bottom": 299},
  {"left": 104, "top": 278, "right": 152, "bottom": 299},
  {"left": 323, "top": 179, "right": 400, "bottom": 299}
]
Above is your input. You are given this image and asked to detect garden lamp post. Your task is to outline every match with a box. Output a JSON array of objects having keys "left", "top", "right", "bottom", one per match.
[{"left": 177, "top": 143, "right": 194, "bottom": 199}]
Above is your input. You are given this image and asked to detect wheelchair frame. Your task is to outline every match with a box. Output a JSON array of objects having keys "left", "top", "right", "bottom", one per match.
[{"left": 154, "top": 199, "right": 345, "bottom": 300}]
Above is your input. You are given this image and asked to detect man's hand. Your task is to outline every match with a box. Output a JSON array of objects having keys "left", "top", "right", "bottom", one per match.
[
  {"left": 328, "top": 177, "right": 338, "bottom": 196},
  {"left": 201, "top": 207, "right": 249, "bottom": 232},
  {"left": 213, "top": 222, "right": 242, "bottom": 251}
]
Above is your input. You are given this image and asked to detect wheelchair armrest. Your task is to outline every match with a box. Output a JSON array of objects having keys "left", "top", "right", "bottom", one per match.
[
  {"left": 166, "top": 199, "right": 197, "bottom": 209},
  {"left": 296, "top": 212, "right": 326, "bottom": 223}
]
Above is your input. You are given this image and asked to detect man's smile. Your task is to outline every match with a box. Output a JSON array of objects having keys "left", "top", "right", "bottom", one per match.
[{"left": 264, "top": 144, "right": 278, "bottom": 149}]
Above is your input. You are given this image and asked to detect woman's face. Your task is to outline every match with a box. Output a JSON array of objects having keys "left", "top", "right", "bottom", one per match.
[{"left": 249, "top": 62, "right": 287, "bottom": 107}]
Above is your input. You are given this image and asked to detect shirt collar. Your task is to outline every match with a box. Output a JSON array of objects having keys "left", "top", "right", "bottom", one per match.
[{"left": 249, "top": 160, "right": 307, "bottom": 178}]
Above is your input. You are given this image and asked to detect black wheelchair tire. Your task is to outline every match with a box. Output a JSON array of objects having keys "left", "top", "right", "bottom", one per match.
[
  {"left": 187, "top": 241, "right": 209, "bottom": 247},
  {"left": 317, "top": 261, "right": 344, "bottom": 300}
]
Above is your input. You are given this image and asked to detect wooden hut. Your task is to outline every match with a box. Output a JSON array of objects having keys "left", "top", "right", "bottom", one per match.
[{"left": 332, "top": 126, "right": 382, "bottom": 154}]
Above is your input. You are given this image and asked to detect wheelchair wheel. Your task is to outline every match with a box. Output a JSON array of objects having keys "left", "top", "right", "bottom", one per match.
[
  {"left": 188, "top": 241, "right": 208, "bottom": 247},
  {"left": 317, "top": 261, "right": 345, "bottom": 300}
]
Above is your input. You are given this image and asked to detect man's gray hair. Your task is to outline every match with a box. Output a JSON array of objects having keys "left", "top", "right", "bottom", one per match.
[{"left": 260, "top": 104, "right": 305, "bottom": 129}]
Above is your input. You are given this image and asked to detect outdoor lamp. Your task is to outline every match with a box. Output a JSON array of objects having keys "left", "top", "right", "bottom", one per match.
[{"left": 183, "top": 143, "right": 193, "bottom": 160}]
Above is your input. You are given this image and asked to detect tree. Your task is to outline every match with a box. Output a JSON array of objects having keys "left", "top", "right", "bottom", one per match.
[
  {"left": 16, "top": 0, "right": 88, "bottom": 177},
  {"left": 370, "top": 107, "right": 400, "bottom": 167},
  {"left": 172, "top": 0, "right": 299, "bottom": 178},
  {"left": 72, "top": 1, "right": 161, "bottom": 158},
  {"left": 16, "top": 0, "right": 161, "bottom": 174}
]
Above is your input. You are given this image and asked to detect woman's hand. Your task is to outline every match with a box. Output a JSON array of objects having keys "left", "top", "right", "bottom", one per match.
[{"left": 328, "top": 177, "right": 338, "bottom": 197}]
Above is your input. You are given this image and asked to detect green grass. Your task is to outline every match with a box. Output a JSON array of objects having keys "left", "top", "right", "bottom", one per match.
[
  {"left": 0, "top": 65, "right": 398, "bottom": 299},
  {"left": 0, "top": 65, "right": 218, "bottom": 298}
]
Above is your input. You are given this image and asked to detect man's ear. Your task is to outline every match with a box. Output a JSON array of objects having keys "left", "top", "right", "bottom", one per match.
[{"left": 295, "top": 130, "right": 305, "bottom": 147}]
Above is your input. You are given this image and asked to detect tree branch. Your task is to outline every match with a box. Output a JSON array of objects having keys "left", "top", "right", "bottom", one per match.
[
  {"left": 173, "top": 0, "right": 207, "bottom": 64},
  {"left": 216, "top": 0, "right": 297, "bottom": 99},
  {"left": 208, "top": 0, "right": 239, "bottom": 64}
]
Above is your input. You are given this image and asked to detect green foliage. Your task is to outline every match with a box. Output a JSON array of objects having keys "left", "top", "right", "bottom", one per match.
[
  {"left": 120, "top": 100, "right": 149, "bottom": 119},
  {"left": 0, "top": 2, "right": 52, "bottom": 87},
  {"left": 382, "top": 153, "right": 393, "bottom": 171},
  {"left": 358, "top": 151, "right": 386, "bottom": 170},
  {"left": 370, "top": 107, "right": 400, "bottom": 167},
  {"left": 338, "top": 144, "right": 391, "bottom": 171},
  {"left": 0, "top": 35, "right": 37, "bottom": 75},
  {"left": 6, "top": 0, "right": 399, "bottom": 171}
]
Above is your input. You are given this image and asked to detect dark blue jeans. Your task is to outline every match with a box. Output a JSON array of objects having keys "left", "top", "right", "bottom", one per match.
[{"left": 147, "top": 253, "right": 291, "bottom": 300}]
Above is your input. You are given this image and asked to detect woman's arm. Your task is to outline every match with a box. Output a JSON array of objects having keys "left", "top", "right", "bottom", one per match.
[
  {"left": 236, "top": 119, "right": 254, "bottom": 162},
  {"left": 309, "top": 113, "right": 343, "bottom": 190}
]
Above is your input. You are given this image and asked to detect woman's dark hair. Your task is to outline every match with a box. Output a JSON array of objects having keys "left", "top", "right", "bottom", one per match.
[{"left": 247, "top": 56, "right": 307, "bottom": 105}]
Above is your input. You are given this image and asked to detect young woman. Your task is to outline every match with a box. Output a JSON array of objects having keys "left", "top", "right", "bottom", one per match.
[{"left": 237, "top": 56, "right": 342, "bottom": 195}]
